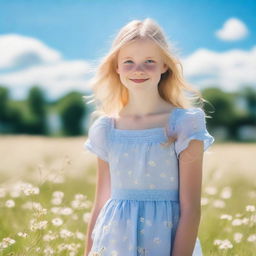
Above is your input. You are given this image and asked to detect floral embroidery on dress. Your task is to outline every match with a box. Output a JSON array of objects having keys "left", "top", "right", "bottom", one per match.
[
  {"left": 140, "top": 229, "right": 145, "bottom": 234},
  {"left": 148, "top": 160, "right": 156, "bottom": 167},
  {"left": 137, "top": 247, "right": 148, "bottom": 255},
  {"left": 89, "top": 246, "right": 106, "bottom": 256},
  {"left": 127, "top": 170, "right": 133, "bottom": 176},
  {"left": 160, "top": 172, "right": 167, "bottom": 178},
  {"left": 163, "top": 220, "right": 173, "bottom": 228},
  {"left": 102, "top": 224, "right": 110, "bottom": 233},
  {"left": 110, "top": 250, "right": 118, "bottom": 256},
  {"left": 153, "top": 237, "right": 161, "bottom": 244}
]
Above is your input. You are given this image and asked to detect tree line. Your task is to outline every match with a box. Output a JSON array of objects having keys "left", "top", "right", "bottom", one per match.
[
  {"left": 0, "top": 85, "right": 255, "bottom": 140},
  {"left": 0, "top": 85, "right": 87, "bottom": 136}
]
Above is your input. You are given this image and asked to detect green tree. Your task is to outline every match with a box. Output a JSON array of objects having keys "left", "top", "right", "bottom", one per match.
[
  {"left": 0, "top": 86, "right": 9, "bottom": 121},
  {"left": 0, "top": 86, "right": 10, "bottom": 132},
  {"left": 26, "top": 86, "right": 48, "bottom": 135},
  {"left": 58, "top": 92, "right": 86, "bottom": 136},
  {"left": 239, "top": 86, "right": 256, "bottom": 123},
  {"left": 202, "top": 87, "right": 239, "bottom": 140}
]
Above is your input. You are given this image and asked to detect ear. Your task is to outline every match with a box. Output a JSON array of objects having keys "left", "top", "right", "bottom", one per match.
[{"left": 161, "top": 63, "right": 168, "bottom": 74}]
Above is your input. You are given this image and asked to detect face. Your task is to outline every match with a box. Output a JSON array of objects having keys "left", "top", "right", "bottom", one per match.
[{"left": 116, "top": 38, "right": 168, "bottom": 89}]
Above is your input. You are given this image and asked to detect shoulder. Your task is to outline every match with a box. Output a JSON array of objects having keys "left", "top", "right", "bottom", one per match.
[
  {"left": 175, "top": 107, "right": 205, "bottom": 124},
  {"left": 88, "top": 115, "right": 111, "bottom": 135},
  {"left": 89, "top": 115, "right": 111, "bottom": 127},
  {"left": 173, "top": 107, "right": 206, "bottom": 135}
]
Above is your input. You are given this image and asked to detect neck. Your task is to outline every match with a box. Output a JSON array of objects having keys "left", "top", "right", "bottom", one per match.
[{"left": 120, "top": 90, "right": 173, "bottom": 118}]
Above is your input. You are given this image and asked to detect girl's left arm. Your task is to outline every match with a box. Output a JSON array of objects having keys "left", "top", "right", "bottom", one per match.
[{"left": 171, "top": 139, "right": 204, "bottom": 256}]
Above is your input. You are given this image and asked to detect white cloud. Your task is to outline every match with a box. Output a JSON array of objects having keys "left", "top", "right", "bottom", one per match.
[
  {"left": 0, "top": 34, "right": 255, "bottom": 101},
  {"left": 0, "top": 61, "right": 92, "bottom": 99},
  {"left": 0, "top": 34, "right": 94, "bottom": 100},
  {"left": 0, "top": 34, "right": 62, "bottom": 70},
  {"left": 182, "top": 46, "right": 256, "bottom": 91},
  {"left": 215, "top": 18, "right": 249, "bottom": 41}
]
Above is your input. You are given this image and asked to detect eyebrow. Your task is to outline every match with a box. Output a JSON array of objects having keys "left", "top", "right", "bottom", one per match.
[{"left": 122, "top": 56, "right": 155, "bottom": 60}]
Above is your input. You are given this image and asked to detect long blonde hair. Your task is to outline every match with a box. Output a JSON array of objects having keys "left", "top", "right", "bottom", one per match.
[{"left": 83, "top": 18, "right": 210, "bottom": 146}]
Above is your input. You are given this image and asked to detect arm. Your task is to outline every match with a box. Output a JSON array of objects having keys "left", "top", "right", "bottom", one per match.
[
  {"left": 83, "top": 157, "right": 111, "bottom": 256},
  {"left": 171, "top": 140, "right": 203, "bottom": 256}
]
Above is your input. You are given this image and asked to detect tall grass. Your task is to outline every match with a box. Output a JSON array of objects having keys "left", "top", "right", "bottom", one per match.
[{"left": 0, "top": 136, "right": 255, "bottom": 255}]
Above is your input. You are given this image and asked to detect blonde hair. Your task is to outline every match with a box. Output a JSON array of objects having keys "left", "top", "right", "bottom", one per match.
[{"left": 83, "top": 18, "right": 210, "bottom": 147}]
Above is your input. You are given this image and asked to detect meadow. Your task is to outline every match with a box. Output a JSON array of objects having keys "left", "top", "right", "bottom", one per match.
[{"left": 0, "top": 136, "right": 255, "bottom": 256}]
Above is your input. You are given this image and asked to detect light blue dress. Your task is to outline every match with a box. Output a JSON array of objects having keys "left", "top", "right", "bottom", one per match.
[{"left": 84, "top": 107, "right": 215, "bottom": 256}]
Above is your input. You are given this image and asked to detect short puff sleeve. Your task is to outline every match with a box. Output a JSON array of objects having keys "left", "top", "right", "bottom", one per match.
[
  {"left": 174, "top": 107, "right": 215, "bottom": 158},
  {"left": 83, "top": 116, "right": 110, "bottom": 162}
]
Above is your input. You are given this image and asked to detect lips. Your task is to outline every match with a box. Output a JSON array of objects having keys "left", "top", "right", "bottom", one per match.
[{"left": 130, "top": 78, "right": 149, "bottom": 83}]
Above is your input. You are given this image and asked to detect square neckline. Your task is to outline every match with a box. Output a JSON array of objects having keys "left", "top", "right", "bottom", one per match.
[{"left": 110, "top": 107, "right": 180, "bottom": 132}]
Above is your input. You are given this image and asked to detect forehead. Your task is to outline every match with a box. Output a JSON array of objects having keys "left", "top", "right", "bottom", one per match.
[{"left": 118, "top": 39, "right": 163, "bottom": 59}]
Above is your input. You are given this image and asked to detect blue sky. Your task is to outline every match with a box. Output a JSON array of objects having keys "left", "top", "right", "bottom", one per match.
[{"left": 0, "top": 0, "right": 255, "bottom": 100}]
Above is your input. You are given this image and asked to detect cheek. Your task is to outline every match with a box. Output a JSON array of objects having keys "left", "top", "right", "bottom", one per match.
[
  {"left": 121, "top": 65, "right": 134, "bottom": 72},
  {"left": 144, "top": 65, "right": 157, "bottom": 72},
  {"left": 119, "top": 64, "right": 158, "bottom": 73}
]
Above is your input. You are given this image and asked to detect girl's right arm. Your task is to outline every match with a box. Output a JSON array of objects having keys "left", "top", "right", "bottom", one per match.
[{"left": 83, "top": 157, "right": 111, "bottom": 256}]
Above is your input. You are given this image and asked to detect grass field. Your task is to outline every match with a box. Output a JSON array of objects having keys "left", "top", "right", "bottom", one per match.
[{"left": 0, "top": 136, "right": 255, "bottom": 256}]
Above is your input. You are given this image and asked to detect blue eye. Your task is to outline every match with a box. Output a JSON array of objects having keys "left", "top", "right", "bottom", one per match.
[
  {"left": 124, "top": 60, "right": 133, "bottom": 64},
  {"left": 124, "top": 60, "right": 155, "bottom": 64},
  {"left": 146, "top": 60, "right": 155, "bottom": 63}
]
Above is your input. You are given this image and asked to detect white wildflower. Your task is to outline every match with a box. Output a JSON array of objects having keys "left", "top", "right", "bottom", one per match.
[
  {"left": 43, "top": 231, "right": 59, "bottom": 241},
  {"left": 43, "top": 246, "right": 54, "bottom": 255},
  {"left": 10, "top": 188, "right": 21, "bottom": 198},
  {"left": 233, "top": 232, "right": 243, "bottom": 243},
  {"left": 52, "top": 191, "right": 64, "bottom": 198},
  {"left": 246, "top": 205, "right": 255, "bottom": 212},
  {"left": 0, "top": 237, "right": 16, "bottom": 249},
  {"left": 220, "top": 214, "right": 232, "bottom": 220},
  {"left": 17, "top": 232, "right": 28, "bottom": 238},
  {"left": 220, "top": 186, "right": 232, "bottom": 199},
  {"left": 18, "top": 182, "right": 40, "bottom": 196},
  {"left": 213, "top": 199, "right": 226, "bottom": 208},
  {"left": 5, "top": 199, "right": 15, "bottom": 208},
  {"left": 83, "top": 212, "right": 91, "bottom": 223},
  {"left": 250, "top": 214, "right": 256, "bottom": 225},
  {"left": 75, "top": 194, "right": 86, "bottom": 200},
  {"left": 51, "top": 206, "right": 61, "bottom": 214},
  {"left": 219, "top": 239, "right": 233, "bottom": 249},
  {"left": 232, "top": 218, "right": 242, "bottom": 226},
  {"left": 47, "top": 174, "right": 65, "bottom": 184},
  {"left": 247, "top": 234, "right": 256, "bottom": 242},
  {"left": 75, "top": 232, "right": 84, "bottom": 240},
  {"left": 60, "top": 207, "right": 73, "bottom": 215},
  {"left": 51, "top": 197, "right": 62, "bottom": 205},
  {"left": 52, "top": 217, "right": 63, "bottom": 226},
  {"left": 30, "top": 219, "right": 48, "bottom": 231},
  {"left": 60, "top": 229, "right": 74, "bottom": 239},
  {"left": 205, "top": 186, "right": 217, "bottom": 195},
  {"left": 201, "top": 197, "right": 209, "bottom": 206},
  {"left": 0, "top": 188, "right": 6, "bottom": 198}
]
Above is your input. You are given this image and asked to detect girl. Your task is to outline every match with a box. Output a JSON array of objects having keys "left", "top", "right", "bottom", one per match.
[{"left": 83, "top": 18, "right": 214, "bottom": 256}]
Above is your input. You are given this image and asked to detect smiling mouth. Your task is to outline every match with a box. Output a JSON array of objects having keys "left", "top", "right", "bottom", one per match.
[{"left": 130, "top": 79, "right": 149, "bottom": 83}]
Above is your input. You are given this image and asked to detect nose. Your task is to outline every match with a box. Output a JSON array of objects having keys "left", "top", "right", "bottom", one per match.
[{"left": 132, "top": 63, "right": 145, "bottom": 74}]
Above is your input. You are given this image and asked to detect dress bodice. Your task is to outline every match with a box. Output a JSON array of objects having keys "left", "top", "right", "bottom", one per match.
[{"left": 84, "top": 107, "right": 215, "bottom": 191}]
